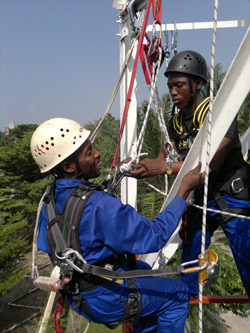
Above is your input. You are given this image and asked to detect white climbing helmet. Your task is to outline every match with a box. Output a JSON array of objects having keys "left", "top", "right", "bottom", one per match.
[{"left": 30, "top": 118, "right": 90, "bottom": 173}]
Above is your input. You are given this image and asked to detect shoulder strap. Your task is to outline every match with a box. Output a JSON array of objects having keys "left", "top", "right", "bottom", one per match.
[
  {"left": 45, "top": 184, "right": 96, "bottom": 264},
  {"left": 193, "top": 96, "right": 210, "bottom": 129}
]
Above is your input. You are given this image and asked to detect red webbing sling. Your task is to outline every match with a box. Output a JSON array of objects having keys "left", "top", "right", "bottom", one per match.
[
  {"left": 152, "top": 0, "right": 162, "bottom": 24},
  {"left": 140, "top": 0, "right": 162, "bottom": 85},
  {"left": 112, "top": 0, "right": 152, "bottom": 168}
]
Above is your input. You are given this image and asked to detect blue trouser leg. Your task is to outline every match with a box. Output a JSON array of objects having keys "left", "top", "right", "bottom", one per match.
[
  {"left": 180, "top": 196, "right": 250, "bottom": 297},
  {"left": 133, "top": 276, "right": 190, "bottom": 333},
  {"left": 69, "top": 260, "right": 190, "bottom": 332},
  {"left": 223, "top": 215, "right": 250, "bottom": 297}
]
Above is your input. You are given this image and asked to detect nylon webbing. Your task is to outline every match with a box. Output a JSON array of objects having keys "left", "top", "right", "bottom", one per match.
[
  {"left": 112, "top": 0, "right": 152, "bottom": 168},
  {"left": 152, "top": 0, "right": 162, "bottom": 24}
]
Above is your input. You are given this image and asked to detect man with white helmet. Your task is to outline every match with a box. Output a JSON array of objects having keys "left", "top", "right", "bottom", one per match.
[{"left": 31, "top": 117, "right": 205, "bottom": 333}]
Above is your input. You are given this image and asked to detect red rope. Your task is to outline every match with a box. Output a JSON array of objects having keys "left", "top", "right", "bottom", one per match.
[
  {"left": 112, "top": 0, "right": 152, "bottom": 168},
  {"left": 52, "top": 294, "right": 66, "bottom": 333}
]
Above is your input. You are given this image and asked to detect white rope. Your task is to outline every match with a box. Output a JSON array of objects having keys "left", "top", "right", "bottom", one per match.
[
  {"left": 199, "top": 1, "right": 218, "bottom": 332},
  {"left": 32, "top": 191, "right": 46, "bottom": 279},
  {"left": 137, "top": 48, "right": 163, "bottom": 157},
  {"left": 140, "top": 179, "right": 167, "bottom": 196},
  {"left": 189, "top": 201, "right": 250, "bottom": 221},
  {"left": 90, "top": 39, "right": 136, "bottom": 143},
  {"left": 70, "top": 308, "right": 77, "bottom": 333},
  {"left": 83, "top": 321, "right": 91, "bottom": 333}
]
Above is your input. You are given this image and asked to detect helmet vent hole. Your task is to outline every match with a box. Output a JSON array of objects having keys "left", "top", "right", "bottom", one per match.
[
  {"left": 79, "top": 135, "right": 82, "bottom": 138},
  {"left": 73, "top": 136, "right": 76, "bottom": 139},
  {"left": 73, "top": 142, "right": 76, "bottom": 144},
  {"left": 58, "top": 154, "right": 61, "bottom": 157},
  {"left": 45, "top": 141, "right": 49, "bottom": 144},
  {"left": 41, "top": 145, "right": 44, "bottom": 148},
  {"left": 38, "top": 153, "right": 41, "bottom": 156},
  {"left": 51, "top": 137, "right": 54, "bottom": 140},
  {"left": 60, "top": 128, "right": 63, "bottom": 131},
  {"left": 61, "top": 134, "right": 65, "bottom": 137},
  {"left": 51, "top": 143, "right": 54, "bottom": 146},
  {"left": 44, "top": 164, "right": 46, "bottom": 167},
  {"left": 46, "top": 147, "right": 49, "bottom": 150},
  {"left": 66, "top": 129, "right": 69, "bottom": 132}
]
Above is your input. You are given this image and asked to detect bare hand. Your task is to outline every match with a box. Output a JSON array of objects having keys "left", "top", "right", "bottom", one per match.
[
  {"left": 119, "top": 157, "right": 132, "bottom": 166},
  {"left": 177, "top": 163, "right": 205, "bottom": 200},
  {"left": 129, "top": 158, "right": 166, "bottom": 179}
]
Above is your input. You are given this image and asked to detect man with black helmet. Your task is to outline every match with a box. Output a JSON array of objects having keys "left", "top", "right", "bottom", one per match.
[
  {"left": 31, "top": 118, "right": 205, "bottom": 333},
  {"left": 129, "top": 50, "right": 250, "bottom": 299}
]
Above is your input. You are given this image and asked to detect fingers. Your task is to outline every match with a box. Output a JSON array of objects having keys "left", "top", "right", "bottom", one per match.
[
  {"left": 119, "top": 157, "right": 132, "bottom": 166},
  {"left": 191, "top": 162, "right": 202, "bottom": 174}
]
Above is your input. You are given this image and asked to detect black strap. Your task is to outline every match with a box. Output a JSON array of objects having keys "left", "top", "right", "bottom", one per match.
[
  {"left": 212, "top": 166, "right": 250, "bottom": 200},
  {"left": 79, "top": 278, "right": 142, "bottom": 329},
  {"left": 81, "top": 263, "right": 180, "bottom": 281},
  {"left": 209, "top": 183, "right": 233, "bottom": 223}
]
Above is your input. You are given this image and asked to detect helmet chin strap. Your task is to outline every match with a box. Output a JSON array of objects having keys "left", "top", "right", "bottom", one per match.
[
  {"left": 186, "top": 77, "right": 197, "bottom": 108},
  {"left": 73, "top": 153, "right": 88, "bottom": 183}
]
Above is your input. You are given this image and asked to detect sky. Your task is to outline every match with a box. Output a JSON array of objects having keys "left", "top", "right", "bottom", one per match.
[{"left": 0, "top": 0, "right": 249, "bottom": 131}]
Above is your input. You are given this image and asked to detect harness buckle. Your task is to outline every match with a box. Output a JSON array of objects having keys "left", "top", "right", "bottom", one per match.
[{"left": 231, "top": 177, "right": 244, "bottom": 194}]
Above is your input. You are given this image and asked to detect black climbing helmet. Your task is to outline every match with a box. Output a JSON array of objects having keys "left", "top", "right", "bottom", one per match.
[{"left": 164, "top": 50, "right": 207, "bottom": 83}]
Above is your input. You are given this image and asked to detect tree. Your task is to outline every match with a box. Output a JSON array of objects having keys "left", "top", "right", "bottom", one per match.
[
  {"left": 237, "top": 92, "right": 250, "bottom": 137},
  {"left": 85, "top": 114, "right": 120, "bottom": 170},
  {"left": 0, "top": 130, "right": 51, "bottom": 295},
  {"left": 202, "top": 64, "right": 250, "bottom": 142},
  {"left": 0, "top": 124, "right": 38, "bottom": 148},
  {"left": 136, "top": 94, "right": 175, "bottom": 216},
  {"left": 203, "top": 63, "right": 226, "bottom": 98}
]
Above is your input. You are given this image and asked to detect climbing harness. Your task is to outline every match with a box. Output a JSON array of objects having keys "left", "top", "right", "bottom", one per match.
[
  {"left": 32, "top": 181, "right": 219, "bottom": 331},
  {"left": 172, "top": 97, "right": 211, "bottom": 159},
  {"left": 33, "top": 182, "right": 142, "bottom": 330}
]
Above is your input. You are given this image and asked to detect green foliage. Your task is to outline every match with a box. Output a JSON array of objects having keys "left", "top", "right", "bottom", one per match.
[
  {"left": 203, "top": 63, "right": 226, "bottom": 98},
  {"left": 136, "top": 94, "right": 174, "bottom": 216},
  {"left": 0, "top": 128, "right": 51, "bottom": 295},
  {"left": 85, "top": 114, "right": 120, "bottom": 169},
  {"left": 138, "top": 192, "right": 164, "bottom": 220},
  {"left": 238, "top": 92, "right": 250, "bottom": 137},
  {"left": 0, "top": 124, "right": 38, "bottom": 148}
]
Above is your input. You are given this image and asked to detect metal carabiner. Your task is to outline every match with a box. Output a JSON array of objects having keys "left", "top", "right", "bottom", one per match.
[
  {"left": 171, "top": 21, "right": 178, "bottom": 56},
  {"left": 164, "top": 23, "right": 171, "bottom": 60},
  {"left": 119, "top": 152, "right": 148, "bottom": 174},
  {"left": 177, "top": 259, "right": 208, "bottom": 275}
]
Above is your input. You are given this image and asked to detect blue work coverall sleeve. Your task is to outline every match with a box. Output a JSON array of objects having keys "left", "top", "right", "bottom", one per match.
[{"left": 79, "top": 192, "right": 186, "bottom": 256}]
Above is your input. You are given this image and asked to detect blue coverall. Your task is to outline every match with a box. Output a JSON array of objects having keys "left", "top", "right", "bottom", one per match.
[
  {"left": 181, "top": 195, "right": 250, "bottom": 297},
  {"left": 38, "top": 178, "right": 190, "bottom": 333}
]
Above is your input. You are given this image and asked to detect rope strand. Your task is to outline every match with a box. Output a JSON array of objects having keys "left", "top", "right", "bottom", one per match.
[{"left": 199, "top": 1, "right": 219, "bottom": 332}]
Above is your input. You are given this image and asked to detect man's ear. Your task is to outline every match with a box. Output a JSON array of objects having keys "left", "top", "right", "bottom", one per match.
[
  {"left": 196, "top": 79, "right": 204, "bottom": 91},
  {"left": 62, "top": 161, "right": 76, "bottom": 174}
]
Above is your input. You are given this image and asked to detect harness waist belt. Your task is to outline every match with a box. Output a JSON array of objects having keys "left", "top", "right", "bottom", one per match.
[
  {"left": 211, "top": 166, "right": 250, "bottom": 200},
  {"left": 82, "top": 264, "right": 181, "bottom": 284}
]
